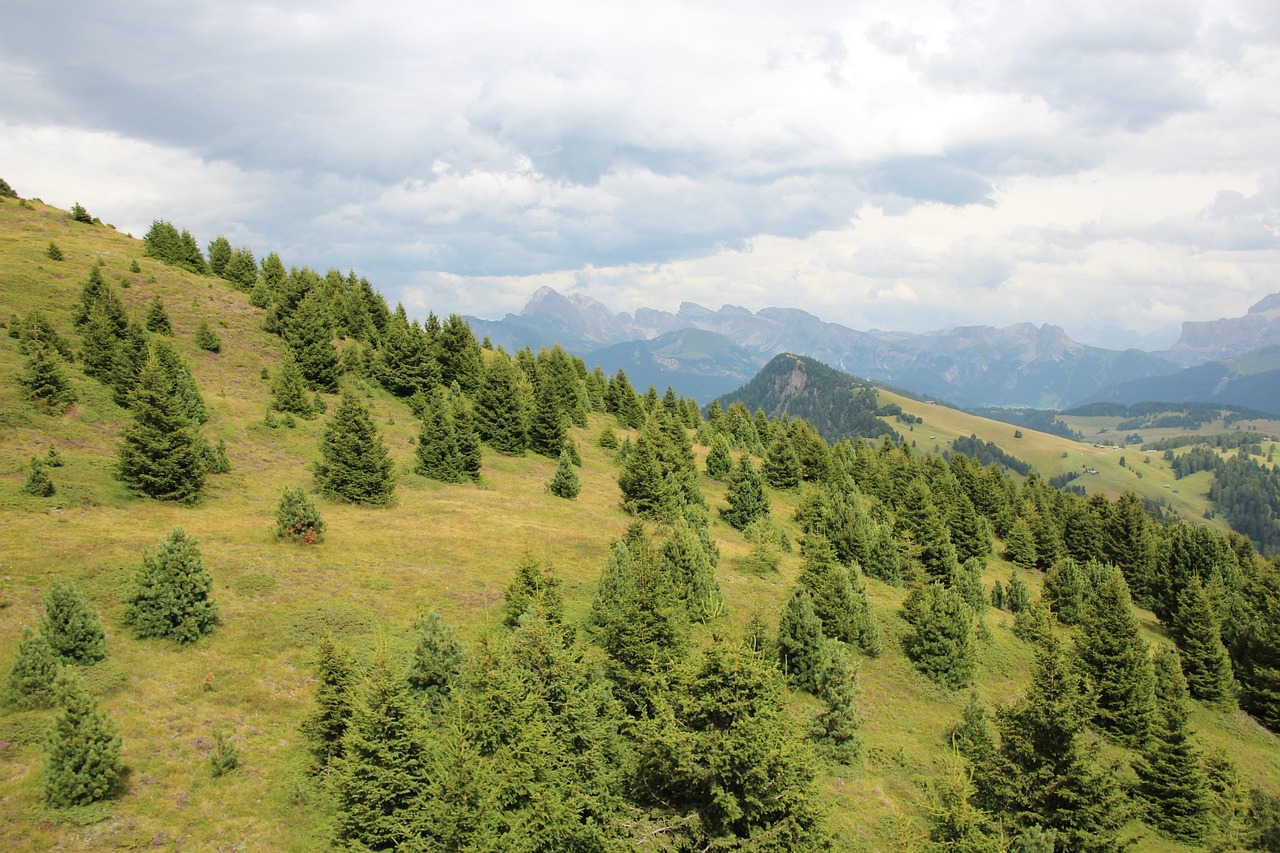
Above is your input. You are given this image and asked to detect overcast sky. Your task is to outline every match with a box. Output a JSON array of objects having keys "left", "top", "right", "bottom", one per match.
[{"left": 3, "top": 0, "right": 1278, "bottom": 347}]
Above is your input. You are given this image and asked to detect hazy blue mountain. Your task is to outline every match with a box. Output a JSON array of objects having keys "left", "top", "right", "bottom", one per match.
[{"left": 1081, "top": 345, "right": 1280, "bottom": 415}]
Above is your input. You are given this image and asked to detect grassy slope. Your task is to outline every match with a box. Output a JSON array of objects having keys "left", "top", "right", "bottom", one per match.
[{"left": 0, "top": 197, "right": 1276, "bottom": 850}]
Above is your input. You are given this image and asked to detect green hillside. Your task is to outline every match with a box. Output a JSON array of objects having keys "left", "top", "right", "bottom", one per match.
[{"left": 2, "top": 194, "right": 1279, "bottom": 851}]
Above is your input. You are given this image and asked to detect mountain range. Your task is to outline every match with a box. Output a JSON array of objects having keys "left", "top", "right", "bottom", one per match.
[{"left": 469, "top": 288, "right": 1280, "bottom": 412}]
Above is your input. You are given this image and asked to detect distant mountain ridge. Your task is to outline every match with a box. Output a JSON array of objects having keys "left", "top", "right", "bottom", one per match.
[{"left": 468, "top": 286, "right": 1280, "bottom": 410}]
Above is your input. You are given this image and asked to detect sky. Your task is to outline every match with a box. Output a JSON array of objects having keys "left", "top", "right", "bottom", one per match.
[{"left": 2, "top": 0, "right": 1278, "bottom": 349}]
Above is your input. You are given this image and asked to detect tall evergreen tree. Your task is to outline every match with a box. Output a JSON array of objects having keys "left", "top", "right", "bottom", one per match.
[
  {"left": 301, "top": 634, "right": 360, "bottom": 767},
  {"left": 797, "top": 535, "right": 881, "bottom": 656},
  {"left": 116, "top": 352, "right": 207, "bottom": 503},
  {"left": 414, "top": 388, "right": 463, "bottom": 482},
  {"left": 475, "top": 350, "right": 528, "bottom": 455},
  {"left": 406, "top": 610, "right": 462, "bottom": 708},
  {"left": 902, "top": 583, "right": 976, "bottom": 689},
  {"left": 144, "top": 295, "right": 172, "bottom": 335},
  {"left": 898, "top": 478, "right": 960, "bottom": 584},
  {"left": 43, "top": 672, "right": 122, "bottom": 808},
  {"left": 547, "top": 448, "right": 581, "bottom": 499},
  {"left": 452, "top": 396, "right": 482, "bottom": 482},
  {"left": 763, "top": 430, "right": 802, "bottom": 490},
  {"left": 1004, "top": 517, "right": 1038, "bottom": 570},
  {"left": 151, "top": 337, "right": 207, "bottom": 424},
  {"left": 19, "top": 340, "right": 77, "bottom": 413},
  {"left": 976, "top": 630, "right": 1132, "bottom": 851},
  {"left": 40, "top": 580, "right": 106, "bottom": 666},
  {"left": 951, "top": 690, "right": 997, "bottom": 768},
  {"left": 123, "top": 527, "right": 219, "bottom": 644},
  {"left": 617, "top": 417, "right": 672, "bottom": 518},
  {"left": 658, "top": 516, "right": 725, "bottom": 623},
  {"left": 286, "top": 291, "right": 341, "bottom": 392},
  {"left": 777, "top": 585, "right": 826, "bottom": 693},
  {"left": 503, "top": 554, "right": 564, "bottom": 628},
  {"left": 270, "top": 351, "right": 314, "bottom": 417},
  {"left": 1077, "top": 568, "right": 1157, "bottom": 747},
  {"left": 1236, "top": 559, "right": 1280, "bottom": 731},
  {"left": 207, "top": 235, "right": 232, "bottom": 276},
  {"left": 331, "top": 654, "right": 428, "bottom": 850},
  {"left": 1171, "top": 575, "right": 1236, "bottom": 708},
  {"left": 809, "top": 641, "right": 865, "bottom": 765},
  {"left": 315, "top": 391, "right": 396, "bottom": 505},
  {"left": 721, "top": 456, "right": 770, "bottom": 531},
  {"left": 1043, "top": 557, "right": 1089, "bottom": 627},
  {"left": 437, "top": 314, "right": 484, "bottom": 394},
  {"left": 705, "top": 432, "right": 733, "bottom": 479},
  {"left": 1135, "top": 647, "right": 1212, "bottom": 843}
]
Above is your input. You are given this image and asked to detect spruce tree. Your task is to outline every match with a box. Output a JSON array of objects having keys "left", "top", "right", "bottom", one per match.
[
  {"left": 809, "top": 641, "right": 865, "bottom": 765},
  {"left": 617, "top": 417, "right": 672, "bottom": 518},
  {"left": 898, "top": 478, "right": 960, "bottom": 584},
  {"left": 207, "top": 235, "right": 232, "bottom": 276},
  {"left": 1043, "top": 557, "right": 1089, "bottom": 626},
  {"left": 1077, "top": 568, "right": 1157, "bottom": 747},
  {"left": 286, "top": 291, "right": 340, "bottom": 392},
  {"left": 43, "top": 671, "right": 122, "bottom": 808},
  {"left": 270, "top": 351, "right": 314, "bottom": 417},
  {"left": 315, "top": 391, "right": 396, "bottom": 505},
  {"left": 107, "top": 320, "right": 148, "bottom": 407},
  {"left": 331, "top": 654, "right": 427, "bottom": 850},
  {"left": 406, "top": 610, "right": 462, "bottom": 708},
  {"left": 274, "top": 486, "right": 326, "bottom": 543},
  {"left": 1004, "top": 517, "right": 1037, "bottom": 569},
  {"left": 547, "top": 448, "right": 581, "bottom": 499},
  {"left": 20, "top": 456, "right": 55, "bottom": 497},
  {"left": 123, "top": 527, "right": 219, "bottom": 644},
  {"left": 1006, "top": 571, "right": 1031, "bottom": 614},
  {"left": 951, "top": 690, "right": 996, "bottom": 767},
  {"left": 902, "top": 583, "right": 976, "bottom": 689},
  {"left": 658, "top": 516, "right": 725, "bottom": 623},
  {"left": 763, "top": 430, "right": 802, "bottom": 490},
  {"left": 721, "top": 455, "right": 769, "bottom": 531},
  {"left": 151, "top": 337, "right": 207, "bottom": 424},
  {"left": 705, "top": 433, "right": 732, "bottom": 479},
  {"left": 1171, "top": 575, "right": 1235, "bottom": 708},
  {"left": 451, "top": 397, "right": 482, "bottom": 482},
  {"left": 414, "top": 388, "right": 463, "bottom": 482},
  {"left": 529, "top": 372, "right": 569, "bottom": 458},
  {"left": 4, "top": 628, "right": 60, "bottom": 709},
  {"left": 144, "top": 295, "right": 172, "bottom": 335},
  {"left": 475, "top": 350, "right": 528, "bottom": 455},
  {"left": 194, "top": 320, "right": 221, "bottom": 353},
  {"left": 977, "top": 630, "right": 1132, "bottom": 851},
  {"left": 797, "top": 535, "right": 882, "bottom": 656},
  {"left": 116, "top": 352, "right": 207, "bottom": 503},
  {"left": 40, "top": 580, "right": 106, "bottom": 665},
  {"left": 503, "top": 553, "right": 564, "bottom": 628},
  {"left": 19, "top": 340, "right": 77, "bottom": 413},
  {"left": 1236, "top": 559, "right": 1280, "bottom": 730},
  {"left": 301, "top": 634, "right": 360, "bottom": 766},
  {"left": 777, "top": 585, "right": 826, "bottom": 693},
  {"left": 1135, "top": 646, "right": 1212, "bottom": 843}
]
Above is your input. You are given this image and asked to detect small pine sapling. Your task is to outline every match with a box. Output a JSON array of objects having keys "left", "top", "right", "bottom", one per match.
[
  {"left": 144, "top": 295, "right": 173, "bottom": 335},
  {"left": 40, "top": 579, "right": 106, "bottom": 665},
  {"left": 69, "top": 202, "right": 93, "bottom": 224},
  {"left": 45, "top": 446, "right": 64, "bottom": 467},
  {"left": 209, "top": 728, "right": 240, "bottom": 777},
  {"left": 123, "top": 527, "right": 219, "bottom": 644},
  {"left": 274, "top": 486, "right": 326, "bottom": 544},
  {"left": 194, "top": 320, "right": 221, "bottom": 353},
  {"left": 4, "top": 628, "right": 60, "bottom": 709},
  {"left": 20, "top": 457, "right": 55, "bottom": 497},
  {"left": 43, "top": 671, "right": 122, "bottom": 807},
  {"left": 46, "top": 242, "right": 64, "bottom": 261},
  {"left": 547, "top": 448, "right": 581, "bottom": 499}
]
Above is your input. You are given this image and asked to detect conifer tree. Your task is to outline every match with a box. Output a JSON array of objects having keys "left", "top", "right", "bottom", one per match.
[
  {"left": 902, "top": 583, "right": 976, "bottom": 689},
  {"left": 720, "top": 456, "right": 769, "bottom": 531},
  {"left": 1135, "top": 646, "right": 1212, "bottom": 843},
  {"left": 407, "top": 610, "right": 462, "bottom": 708},
  {"left": 1043, "top": 557, "right": 1089, "bottom": 626},
  {"left": 1171, "top": 575, "right": 1236, "bottom": 708},
  {"left": 151, "top": 337, "right": 207, "bottom": 424},
  {"left": 658, "top": 516, "right": 725, "bottom": 622},
  {"left": 705, "top": 432, "right": 733, "bottom": 479},
  {"left": 1004, "top": 517, "right": 1037, "bottom": 569},
  {"left": 949, "top": 492, "right": 994, "bottom": 565},
  {"left": 777, "top": 585, "right": 826, "bottom": 693},
  {"left": 976, "top": 630, "right": 1132, "bottom": 851},
  {"left": 20, "top": 456, "right": 55, "bottom": 497},
  {"left": 207, "top": 235, "right": 232, "bottom": 276},
  {"left": 194, "top": 320, "right": 221, "bottom": 353},
  {"left": 144, "top": 295, "right": 172, "bottom": 335},
  {"left": 270, "top": 351, "right": 314, "bottom": 417},
  {"left": 951, "top": 690, "right": 996, "bottom": 768},
  {"left": 953, "top": 557, "right": 988, "bottom": 613},
  {"left": 1006, "top": 570, "right": 1031, "bottom": 614},
  {"left": 634, "top": 639, "right": 825, "bottom": 851},
  {"left": 797, "top": 535, "right": 882, "bottom": 656},
  {"left": 19, "top": 340, "right": 76, "bottom": 413},
  {"left": 286, "top": 291, "right": 340, "bottom": 392},
  {"left": 899, "top": 478, "right": 960, "bottom": 584},
  {"left": 503, "top": 553, "right": 564, "bottom": 628},
  {"left": 40, "top": 580, "right": 106, "bottom": 665},
  {"left": 547, "top": 448, "right": 581, "bottom": 499},
  {"left": 331, "top": 654, "right": 427, "bottom": 850},
  {"left": 43, "top": 671, "right": 122, "bottom": 808},
  {"left": 763, "top": 430, "right": 802, "bottom": 490},
  {"left": 315, "top": 391, "right": 396, "bottom": 506},
  {"left": 606, "top": 369, "right": 645, "bottom": 429},
  {"left": 301, "top": 634, "right": 360, "bottom": 767},
  {"left": 1077, "top": 568, "right": 1157, "bottom": 747},
  {"left": 223, "top": 247, "right": 259, "bottom": 291},
  {"left": 414, "top": 388, "right": 462, "bottom": 482},
  {"left": 617, "top": 417, "right": 672, "bottom": 518},
  {"left": 809, "top": 641, "right": 865, "bottom": 765},
  {"left": 123, "top": 527, "right": 219, "bottom": 644},
  {"left": 475, "top": 350, "right": 528, "bottom": 455},
  {"left": 116, "top": 353, "right": 207, "bottom": 503},
  {"left": 274, "top": 486, "right": 326, "bottom": 543},
  {"left": 437, "top": 314, "right": 484, "bottom": 394},
  {"left": 4, "top": 628, "right": 60, "bottom": 709}
]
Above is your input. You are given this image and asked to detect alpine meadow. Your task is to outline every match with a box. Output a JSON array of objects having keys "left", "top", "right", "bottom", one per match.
[{"left": 4, "top": 188, "right": 1280, "bottom": 852}]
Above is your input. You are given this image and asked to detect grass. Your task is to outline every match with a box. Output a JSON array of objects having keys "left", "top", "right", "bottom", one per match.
[{"left": 1, "top": 195, "right": 1277, "bottom": 850}]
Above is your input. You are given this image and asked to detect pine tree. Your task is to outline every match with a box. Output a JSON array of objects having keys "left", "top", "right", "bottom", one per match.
[
  {"left": 274, "top": 486, "right": 326, "bottom": 543},
  {"left": 43, "top": 671, "right": 122, "bottom": 808},
  {"left": 414, "top": 388, "right": 462, "bottom": 482},
  {"left": 223, "top": 247, "right": 259, "bottom": 291},
  {"left": 69, "top": 202, "right": 93, "bottom": 224},
  {"left": 658, "top": 516, "right": 725, "bottom": 623},
  {"left": 1135, "top": 647, "right": 1212, "bottom": 843},
  {"left": 144, "top": 295, "right": 172, "bottom": 335},
  {"left": 1004, "top": 517, "right": 1037, "bottom": 569},
  {"left": 976, "top": 630, "right": 1133, "bottom": 852},
  {"left": 437, "top": 314, "right": 484, "bottom": 394},
  {"left": 207, "top": 235, "right": 232, "bottom": 276},
  {"left": 406, "top": 610, "right": 462, "bottom": 708},
  {"left": 20, "top": 456, "right": 55, "bottom": 497},
  {"left": 123, "top": 527, "right": 219, "bottom": 644},
  {"left": 777, "top": 585, "right": 825, "bottom": 693},
  {"left": 547, "top": 448, "right": 581, "bottom": 499},
  {"left": 763, "top": 430, "right": 802, "bottom": 490},
  {"left": 809, "top": 641, "right": 865, "bottom": 765},
  {"left": 797, "top": 535, "right": 882, "bottom": 656},
  {"left": 902, "top": 583, "right": 976, "bottom": 689},
  {"left": 1043, "top": 557, "right": 1089, "bottom": 626},
  {"left": 331, "top": 654, "right": 427, "bottom": 849},
  {"left": 1236, "top": 559, "right": 1280, "bottom": 731},
  {"left": 705, "top": 432, "right": 733, "bottom": 479},
  {"left": 721, "top": 455, "right": 770, "bottom": 531},
  {"left": 451, "top": 397, "right": 482, "bottom": 482},
  {"left": 286, "top": 291, "right": 340, "bottom": 392},
  {"left": 951, "top": 690, "right": 996, "bottom": 767},
  {"left": 315, "top": 391, "right": 396, "bottom": 506},
  {"left": 926, "top": 746, "right": 1002, "bottom": 853},
  {"left": 1006, "top": 571, "right": 1031, "bottom": 614},
  {"left": 151, "top": 337, "right": 207, "bottom": 424},
  {"left": 617, "top": 417, "right": 672, "bottom": 518},
  {"left": 116, "top": 353, "right": 207, "bottom": 503},
  {"left": 475, "top": 350, "right": 528, "bottom": 455},
  {"left": 1171, "top": 575, "right": 1236, "bottom": 708},
  {"left": 40, "top": 580, "right": 106, "bottom": 665},
  {"left": 4, "top": 628, "right": 60, "bottom": 709},
  {"left": 633, "top": 639, "right": 825, "bottom": 851},
  {"left": 898, "top": 478, "right": 960, "bottom": 584},
  {"left": 1077, "top": 568, "right": 1157, "bottom": 747},
  {"left": 503, "top": 553, "right": 564, "bottom": 628},
  {"left": 194, "top": 320, "right": 221, "bottom": 353},
  {"left": 270, "top": 351, "right": 314, "bottom": 417},
  {"left": 301, "top": 634, "right": 360, "bottom": 766},
  {"left": 19, "top": 340, "right": 77, "bottom": 413}
]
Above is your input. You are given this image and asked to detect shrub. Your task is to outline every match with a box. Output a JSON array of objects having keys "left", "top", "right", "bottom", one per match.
[
  {"left": 209, "top": 728, "right": 240, "bottom": 776},
  {"left": 275, "top": 487, "right": 326, "bottom": 544}
]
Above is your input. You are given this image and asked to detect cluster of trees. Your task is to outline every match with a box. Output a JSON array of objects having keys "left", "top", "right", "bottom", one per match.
[{"left": 1167, "top": 446, "right": 1280, "bottom": 555}]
